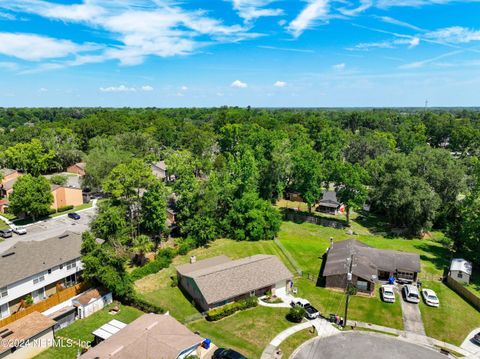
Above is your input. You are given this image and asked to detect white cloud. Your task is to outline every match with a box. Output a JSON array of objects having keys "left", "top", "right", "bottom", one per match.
[
  {"left": 333, "top": 63, "right": 346, "bottom": 71},
  {"left": 424, "top": 26, "right": 480, "bottom": 44},
  {"left": 274, "top": 80, "right": 287, "bottom": 87},
  {"left": 399, "top": 50, "right": 463, "bottom": 69},
  {"left": 99, "top": 85, "right": 137, "bottom": 92},
  {"left": 287, "top": 0, "right": 330, "bottom": 38},
  {"left": 0, "top": 11, "right": 16, "bottom": 20},
  {"left": 409, "top": 37, "right": 420, "bottom": 47},
  {"left": 230, "top": 0, "right": 283, "bottom": 21},
  {"left": 375, "top": 16, "right": 424, "bottom": 32},
  {"left": 39, "top": 87, "right": 48, "bottom": 92},
  {"left": 141, "top": 85, "right": 154, "bottom": 91},
  {"left": 231, "top": 80, "right": 248, "bottom": 88},
  {"left": 0, "top": 61, "right": 19, "bottom": 71},
  {"left": 0, "top": 32, "right": 86, "bottom": 61},
  {"left": 338, "top": 0, "right": 372, "bottom": 16},
  {"left": 180, "top": 85, "right": 188, "bottom": 91}
]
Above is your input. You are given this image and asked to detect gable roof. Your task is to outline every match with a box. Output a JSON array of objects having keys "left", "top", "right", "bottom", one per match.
[
  {"left": 450, "top": 258, "right": 473, "bottom": 275},
  {"left": 319, "top": 191, "right": 341, "bottom": 207},
  {"left": 80, "top": 314, "right": 202, "bottom": 359},
  {"left": 73, "top": 288, "right": 109, "bottom": 307},
  {"left": 0, "top": 312, "right": 55, "bottom": 355},
  {"left": 0, "top": 168, "right": 16, "bottom": 177},
  {"left": 323, "top": 239, "right": 421, "bottom": 282},
  {"left": 1, "top": 178, "right": 18, "bottom": 191},
  {"left": 178, "top": 255, "right": 293, "bottom": 305},
  {"left": 176, "top": 255, "right": 231, "bottom": 276},
  {"left": 0, "top": 231, "right": 82, "bottom": 288}
]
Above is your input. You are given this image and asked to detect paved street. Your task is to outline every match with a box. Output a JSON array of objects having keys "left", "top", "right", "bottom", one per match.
[
  {"left": 462, "top": 328, "right": 480, "bottom": 354},
  {"left": 0, "top": 206, "right": 95, "bottom": 252}
]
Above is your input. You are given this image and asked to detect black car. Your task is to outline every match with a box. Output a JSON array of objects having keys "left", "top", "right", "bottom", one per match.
[
  {"left": 212, "top": 348, "right": 247, "bottom": 359},
  {"left": 473, "top": 332, "right": 480, "bottom": 345},
  {"left": 68, "top": 212, "right": 81, "bottom": 220},
  {"left": 0, "top": 229, "right": 13, "bottom": 238}
]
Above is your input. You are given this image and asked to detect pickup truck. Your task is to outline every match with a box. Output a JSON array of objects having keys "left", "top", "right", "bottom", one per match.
[{"left": 290, "top": 298, "right": 320, "bottom": 319}]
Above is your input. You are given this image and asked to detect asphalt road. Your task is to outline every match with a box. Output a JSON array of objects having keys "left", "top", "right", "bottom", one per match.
[
  {"left": 0, "top": 207, "right": 95, "bottom": 252},
  {"left": 292, "top": 332, "right": 446, "bottom": 359}
]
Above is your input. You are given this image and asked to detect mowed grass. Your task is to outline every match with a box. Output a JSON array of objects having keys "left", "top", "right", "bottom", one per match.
[
  {"left": 188, "top": 307, "right": 293, "bottom": 358},
  {"left": 419, "top": 280, "right": 480, "bottom": 346},
  {"left": 34, "top": 304, "right": 143, "bottom": 359},
  {"left": 279, "top": 328, "right": 316, "bottom": 358}
]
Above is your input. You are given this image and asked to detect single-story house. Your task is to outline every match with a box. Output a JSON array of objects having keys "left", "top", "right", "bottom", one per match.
[
  {"left": 316, "top": 191, "right": 345, "bottom": 215},
  {"left": 72, "top": 288, "right": 112, "bottom": 319},
  {"left": 151, "top": 160, "right": 167, "bottom": 180},
  {"left": 0, "top": 169, "right": 21, "bottom": 199},
  {"left": 449, "top": 258, "right": 473, "bottom": 284},
  {"left": 177, "top": 254, "right": 293, "bottom": 311},
  {"left": 323, "top": 239, "right": 421, "bottom": 294},
  {"left": 81, "top": 313, "right": 206, "bottom": 359},
  {"left": 0, "top": 311, "right": 56, "bottom": 359},
  {"left": 67, "top": 162, "right": 86, "bottom": 177},
  {"left": 50, "top": 185, "right": 84, "bottom": 210}
]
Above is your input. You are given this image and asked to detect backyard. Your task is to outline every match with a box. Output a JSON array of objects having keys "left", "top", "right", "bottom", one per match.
[{"left": 34, "top": 304, "right": 143, "bottom": 359}]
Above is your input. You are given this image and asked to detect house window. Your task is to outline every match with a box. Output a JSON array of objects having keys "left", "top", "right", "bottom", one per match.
[
  {"left": 33, "top": 275, "right": 45, "bottom": 285},
  {"left": 66, "top": 260, "right": 76, "bottom": 270},
  {"left": 0, "top": 287, "right": 7, "bottom": 298},
  {"left": 458, "top": 272, "right": 463, "bottom": 279},
  {"left": 64, "top": 274, "right": 77, "bottom": 287},
  {"left": 357, "top": 281, "right": 369, "bottom": 291}
]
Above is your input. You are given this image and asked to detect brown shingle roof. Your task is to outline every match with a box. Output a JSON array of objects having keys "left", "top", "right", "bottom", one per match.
[
  {"left": 0, "top": 312, "right": 55, "bottom": 355},
  {"left": 73, "top": 288, "right": 108, "bottom": 306},
  {"left": 0, "top": 168, "right": 16, "bottom": 177},
  {"left": 176, "top": 255, "right": 231, "bottom": 276},
  {"left": 179, "top": 255, "right": 293, "bottom": 305},
  {"left": 80, "top": 314, "right": 202, "bottom": 359}
]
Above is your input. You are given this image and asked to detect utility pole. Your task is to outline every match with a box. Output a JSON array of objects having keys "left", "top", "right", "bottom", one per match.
[{"left": 343, "top": 254, "right": 354, "bottom": 328}]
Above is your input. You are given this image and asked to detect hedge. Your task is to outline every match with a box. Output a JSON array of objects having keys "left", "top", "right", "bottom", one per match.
[
  {"left": 130, "top": 249, "right": 174, "bottom": 281},
  {"left": 125, "top": 295, "right": 165, "bottom": 314},
  {"left": 206, "top": 296, "right": 258, "bottom": 321},
  {"left": 57, "top": 205, "right": 74, "bottom": 213}
]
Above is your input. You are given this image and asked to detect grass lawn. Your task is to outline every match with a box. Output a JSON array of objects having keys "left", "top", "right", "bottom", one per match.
[
  {"left": 12, "top": 202, "right": 93, "bottom": 225},
  {"left": 50, "top": 202, "right": 93, "bottom": 218},
  {"left": 188, "top": 307, "right": 294, "bottom": 358},
  {"left": 419, "top": 280, "right": 480, "bottom": 346},
  {"left": 278, "top": 328, "right": 316, "bottom": 358},
  {"left": 34, "top": 304, "right": 143, "bottom": 359},
  {"left": 0, "top": 219, "right": 8, "bottom": 229}
]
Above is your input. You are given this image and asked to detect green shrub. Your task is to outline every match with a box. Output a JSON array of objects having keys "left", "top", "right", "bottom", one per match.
[
  {"left": 158, "top": 247, "right": 176, "bottom": 259},
  {"left": 57, "top": 205, "right": 74, "bottom": 213},
  {"left": 176, "top": 237, "right": 195, "bottom": 255},
  {"left": 130, "top": 254, "right": 172, "bottom": 281},
  {"left": 50, "top": 174, "right": 68, "bottom": 186},
  {"left": 206, "top": 296, "right": 258, "bottom": 321},
  {"left": 286, "top": 305, "right": 304, "bottom": 323},
  {"left": 127, "top": 295, "right": 165, "bottom": 314},
  {"left": 170, "top": 276, "right": 178, "bottom": 287}
]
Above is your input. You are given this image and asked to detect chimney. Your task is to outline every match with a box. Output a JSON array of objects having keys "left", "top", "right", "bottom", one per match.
[{"left": 190, "top": 256, "right": 196, "bottom": 264}]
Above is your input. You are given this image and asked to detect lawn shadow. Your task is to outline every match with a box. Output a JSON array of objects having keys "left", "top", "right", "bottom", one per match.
[
  {"left": 414, "top": 242, "right": 452, "bottom": 278},
  {"left": 281, "top": 208, "right": 346, "bottom": 229}
]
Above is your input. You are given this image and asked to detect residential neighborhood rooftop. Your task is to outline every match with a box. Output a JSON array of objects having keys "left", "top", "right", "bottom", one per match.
[
  {"left": 80, "top": 313, "right": 203, "bottom": 359},
  {"left": 319, "top": 191, "right": 341, "bottom": 208},
  {"left": 450, "top": 258, "right": 473, "bottom": 275},
  {"left": 0, "top": 231, "right": 82, "bottom": 288}
]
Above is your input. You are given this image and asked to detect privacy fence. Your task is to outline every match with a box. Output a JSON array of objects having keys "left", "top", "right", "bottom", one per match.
[{"left": 446, "top": 276, "right": 480, "bottom": 311}]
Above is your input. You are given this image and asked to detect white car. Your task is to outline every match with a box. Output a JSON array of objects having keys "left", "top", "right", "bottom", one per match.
[
  {"left": 421, "top": 289, "right": 440, "bottom": 307},
  {"left": 12, "top": 226, "right": 27, "bottom": 235},
  {"left": 381, "top": 285, "right": 396, "bottom": 303},
  {"left": 403, "top": 284, "right": 420, "bottom": 304}
]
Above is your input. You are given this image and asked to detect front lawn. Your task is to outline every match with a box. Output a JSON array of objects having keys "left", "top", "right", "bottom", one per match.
[
  {"left": 419, "top": 280, "right": 480, "bottom": 346},
  {"left": 188, "top": 306, "right": 293, "bottom": 358},
  {"left": 0, "top": 219, "right": 8, "bottom": 229},
  {"left": 278, "top": 328, "right": 316, "bottom": 358},
  {"left": 34, "top": 304, "right": 143, "bottom": 359}
]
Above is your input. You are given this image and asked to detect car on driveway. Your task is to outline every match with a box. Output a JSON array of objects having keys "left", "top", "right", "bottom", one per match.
[
  {"left": 68, "top": 212, "right": 81, "bottom": 220},
  {"left": 290, "top": 298, "right": 320, "bottom": 319},
  {"left": 12, "top": 226, "right": 27, "bottom": 235},
  {"left": 403, "top": 284, "right": 420, "bottom": 304},
  {"left": 381, "top": 284, "right": 396, "bottom": 303},
  {"left": 421, "top": 289, "right": 440, "bottom": 307},
  {"left": 473, "top": 332, "right": 480, "bottom": 345},
  {"left": 0, "top": 229, "right": 12, "bottom": 238},
  {"left": 213, "top": 348, "right": 247, "bottom": 359}
]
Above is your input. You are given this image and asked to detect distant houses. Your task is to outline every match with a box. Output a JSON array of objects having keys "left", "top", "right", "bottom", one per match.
[
  {"left": 449, "top": 258, "right": 473, "bottom": 284},
  {"left": 317, "top": 191, "right": 344, "bottom": 215},
  {"left": 176, "top": 254, "right": 293, "bottom": 311},
  {"left": 151, "top": 160, "right": 167, "bottom": 180},
  {"left": 66, "top": 162, "right": 86, "bottom": 177},
  {"left": 323, "top": 239, "right": 421, "bottom": 294},
  {"left": 50, "top": 184, "right": 83, "bottom": 210}
]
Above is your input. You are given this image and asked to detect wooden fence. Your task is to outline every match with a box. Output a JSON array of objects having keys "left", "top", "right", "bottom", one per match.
[
  {"left": 0, "top": 283, "right": 87, "bottom": 328},
  {"left": 446, "top": 276, "right": 480, "bottom": 311}
]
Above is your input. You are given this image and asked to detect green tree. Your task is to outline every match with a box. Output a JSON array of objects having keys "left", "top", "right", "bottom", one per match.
[
  {"left": 91, "top": 200, "right": 131, "bottom": 241},
  {"left": 396, "top": 119, "right": 427, "bottom": 154},
  {"left": 9, "top": 175, "right": 53, "bottom": 220},
  {"left": 49, "top": 174, "right": 68, "bottom": 186},
  {"left": 141, "top": 181, "right": 169, "bottom": 246},
  {"left": 132, "top": 234, "right": 154, "bottom": 266},
  {"left": 3, "top": 139, "right": 56, "bottom": 175}
]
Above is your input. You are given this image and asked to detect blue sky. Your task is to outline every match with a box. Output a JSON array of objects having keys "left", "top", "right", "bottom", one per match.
[{"left": 0, "top": 0, "right": 479, "bottom": 107}]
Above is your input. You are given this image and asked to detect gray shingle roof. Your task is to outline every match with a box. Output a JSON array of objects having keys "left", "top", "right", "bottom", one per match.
[
  {"left": 0, "top": 231, "right": 82, "bottom": 288},
  {"left": 323, "top": 239, "right": 421, "bottom": 282},
  {"left": 319, "top": 191, "right": 341, "bottom": 207},
  {"left": 179, "top": 255, "right": 293, "bottom": 305}
]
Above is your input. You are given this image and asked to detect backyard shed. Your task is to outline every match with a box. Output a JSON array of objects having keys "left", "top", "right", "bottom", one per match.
[{"left": 449, "top": 258, "right": 473, "bottom": 284}]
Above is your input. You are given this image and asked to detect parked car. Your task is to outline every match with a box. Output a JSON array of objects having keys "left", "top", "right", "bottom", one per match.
[
  {"left": 290, "top": 298, "right": 320, "bottom": 319},
  {"left": 403, "top": 284, "right": 420, "bottom": 304},
  {"left": 12, "top": 226, "right": 27, "bottom": 235},
  {"left": 0, "top": 229, "right": 12, "bottom": 238},
  {"left": 421, "top": 289, "right": 440, "bottom": 307},
  {"left": 68, "top": 212, "right": 81, "bottom": 220},
  {"left": 213, "top": 348, "right": 247, "bottom": 359},
  {"left": 290, "top": 298, "right": 310, "bottom": 308},
  {"left": 473, "top": 332, "right": 480, "bottom": 345},
  {"left": 381, "top": 284, "right": 396, "bottom": 303}
]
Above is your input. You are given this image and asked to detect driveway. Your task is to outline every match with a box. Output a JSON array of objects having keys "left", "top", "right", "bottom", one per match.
[
  {"left": 0, "top": 206, "right": 95, "bottom": 252},
  {"left": 398, "top": 286, "right": 426, "bottom": 335},
  {"left": 462, "top": 328, "right": 480, "bottom": 354}
]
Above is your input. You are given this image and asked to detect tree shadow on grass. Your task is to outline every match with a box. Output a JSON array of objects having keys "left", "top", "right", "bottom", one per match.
[{"left": 414, "top": 241, "right": 452, "bottom": 277}]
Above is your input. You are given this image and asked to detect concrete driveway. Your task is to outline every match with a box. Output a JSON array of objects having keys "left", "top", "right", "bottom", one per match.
[
  {"left": 398, "top": 286, "right": 426, "bottom": 335},
  {"left": 0, "top": 206, "right": 95, "bottom": 252},
  {"left": 462, "top": 328, "right": 480, "bottom": 354}
]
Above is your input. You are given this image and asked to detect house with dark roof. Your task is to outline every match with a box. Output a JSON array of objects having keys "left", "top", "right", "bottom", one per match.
[
  {"left": 316, "top": 191, "right": 344, "bottom": 215},
  {"left": 0, "top": 232, "right": 83, "bottom": 320},
  {"left": 80, "top": 313, "right": 209, "bottom": 359},
  {"left": 176, "top": 255, "right": 293, "bottom": 311},
  {"left": 323, "top": 239, "right": 421, "bottom": 294},
  {"left": 0, "top": 311, "right": 56, "bottom": 359}
]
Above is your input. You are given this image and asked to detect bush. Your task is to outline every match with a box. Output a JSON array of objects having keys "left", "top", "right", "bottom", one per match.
[
  {"left": 130, "top": 254, "right": 172, "bottom": 281},
  {"left": 127, "top": 295, "right": 165, "bottom": 314},
  {"left": 286, "top": 305, "right": 304, "bottom": 323},
  {"left": 206, "top": 296, "right": 258, "bottom": 321},
  {"left": 176, "top": 237, "right": 196, "bottom": 255},
  {"left": 170, "top": 276, "right": 178, "bottom": 287},
  {"left": 57, "top": 205, "right": 74, "bottom": 213},
  {"left": 158, "top": 247, "right": 176, "bottom": 260}
]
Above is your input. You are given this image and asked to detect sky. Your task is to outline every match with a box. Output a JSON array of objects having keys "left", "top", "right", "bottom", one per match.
[{"left": 0, "top": 0, "right": 479, "bottom": 107}]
